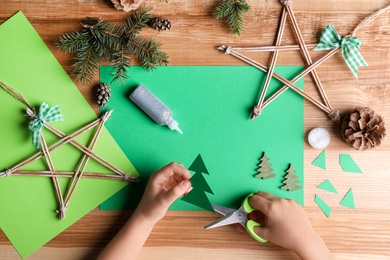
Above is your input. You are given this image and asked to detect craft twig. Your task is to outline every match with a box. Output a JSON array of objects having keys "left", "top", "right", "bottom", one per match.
[
  {"left": 12, "top": 171, "right": 134, "bottom": 182},
  {"left": 45, "top": 123, "right": 139, "bottom": 180},
  {"left": 63, "top": 110, "right": 111, "bottom": 209},
  {"left": 218, "top": 45, "right": 338, "bottom": 115},
  {"left": 229, "top": 43, "right": 318, "bottom": 52},
  {"left": 284, "top": 3, "right": 332, "bottom": 110},
  {"left": 251, "top": 7, "right": 287, "bottom": 119},
  {"left": 40, "top": 133, "right": 66, "bottom": 219}
]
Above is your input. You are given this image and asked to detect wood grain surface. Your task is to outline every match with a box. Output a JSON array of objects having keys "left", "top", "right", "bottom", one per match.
[{"left": 1, "top": 0, "right": 390, "bottom": 259}]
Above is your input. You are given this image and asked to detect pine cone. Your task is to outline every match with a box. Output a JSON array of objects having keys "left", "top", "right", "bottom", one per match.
[
  {"left": 149, "top": 17, "right": 171, "bottom": 31},
  {"left": 96, "top": 83, "right": 111, "bottom": 108},
  {"left": 110, "top": 0, "right": 145, "bottom": 12},
  {"left": 341, "top": 107, "right": 386, "bottom": 151}
]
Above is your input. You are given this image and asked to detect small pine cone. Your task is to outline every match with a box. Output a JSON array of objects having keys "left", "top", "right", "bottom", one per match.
[
  {"left": 149, "top": 17, "right": 171, "bottom": 31},
  {"left": 341, "top": 107, "right": 386, "bottom": 151},
  {"left": 97, "top": 83, "right": 111, "bottom": 108}
]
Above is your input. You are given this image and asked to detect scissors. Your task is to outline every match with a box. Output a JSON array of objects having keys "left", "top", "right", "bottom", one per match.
[{"left": 204, "top": 193, "right": 268, "bottom": 243}]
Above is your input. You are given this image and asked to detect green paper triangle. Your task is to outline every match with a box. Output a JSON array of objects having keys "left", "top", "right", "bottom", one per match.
[
  {"left": 339, "top": 154, "right": 362, "bottom": 173},
  {"left": 312, "top": 150, "right": 326, "bottom": 170},
  {"left": 188, "top": 154, "right": 209, "bottom": 174},
  {"left": 314, "top": 194, "right": 331, "bottom": 217},
  {"left": 340, "top": 188, "right": 355, "bottom": 209},
  {"left": 316, "top": 179, "right": 338, "bottom": 193}
]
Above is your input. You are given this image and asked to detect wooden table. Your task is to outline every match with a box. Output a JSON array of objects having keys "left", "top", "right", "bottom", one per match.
[{"left": 1, "top": 0, "right": 390, "bottom": 259}]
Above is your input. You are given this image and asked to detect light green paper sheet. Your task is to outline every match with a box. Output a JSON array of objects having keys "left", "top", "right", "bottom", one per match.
[
  {"left": 0, "top": 12, "right": 138, "bottom": 258},
  {"left": 99, "top": 65, "right": 305, "bottom": 211},
  {"left": 339, "top": 154, "right": 362, "bottom": 173}
]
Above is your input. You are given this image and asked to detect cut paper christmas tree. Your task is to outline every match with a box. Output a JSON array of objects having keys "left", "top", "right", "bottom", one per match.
[
  {"left": 280, "top": 164, "right": 301, "bottom": 191},
  {"left": 254, "top": 152, "right": 276, "bottom": 179},
  {"left": 339, "top": 154, "right": 362, "bottom": 173},
  {"left": 315, "top": 194, "right": 331, "bottom": 218},
  {"left": 0, "top": 11, "right": 138, "bottom": 258},
  {"left": 181, "top": 154, "right": 215, "bottom": 212},
  {"left": 312, "top": 150, "right": 326, "bottom": 170},
  {"left": 340, "top": 188, "right": 355, "bottom": 209},
  {"left": 217, "top": 0, "right": 388, "bottom": 150},
  {"left": 316, "top": 179, "right": 338, "bottom": 194}
]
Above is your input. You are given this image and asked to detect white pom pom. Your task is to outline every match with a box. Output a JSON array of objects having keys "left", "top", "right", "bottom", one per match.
[{"left": 308, "top": 128, "right": 330, "bottom": 149}]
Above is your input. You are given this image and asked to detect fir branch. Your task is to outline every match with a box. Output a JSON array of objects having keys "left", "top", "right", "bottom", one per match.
[
  {"left": 55, "top": 8, "right": 169, "bottom": 85},
  {"left": 214, "top": 0, "right": 251, "bottom": 36},
  {"left": 54, "top": 31, "right": 89, "bottom": 53},
  {"left": 71, "top": 42, "right": 100, "bottom": 85},
  {"left": 110, "top": 45, "right": 132, "bottom": 84},
  {"left": 127, "top": 35, "right": 169, "bottom": 71},
  {"left": 123, "top": 6, "right": 153, "bottom": 35}
]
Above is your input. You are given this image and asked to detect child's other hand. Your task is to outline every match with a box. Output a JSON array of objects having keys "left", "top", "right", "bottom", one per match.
[
  {"left": 134, "top": 162, "right": 192, "bottom": 225},
  {"left": 247, "top": 192, "right": 334, "bottom": 260}
]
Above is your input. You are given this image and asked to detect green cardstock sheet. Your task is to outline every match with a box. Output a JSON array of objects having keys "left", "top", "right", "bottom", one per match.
[
  {"left": 100, "top": 65, "right": 304, "bottom": 211},
  {"left": 0, "top": 12, "right": 138, "bottom": 258}
]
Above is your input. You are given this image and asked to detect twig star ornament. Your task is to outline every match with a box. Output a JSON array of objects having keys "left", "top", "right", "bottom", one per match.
[
  {"left": 0, "top": 82, "right": 140, "bottom": 219},
  {"left": 218, "top": 0, "right": 388, "bottom": 150}
]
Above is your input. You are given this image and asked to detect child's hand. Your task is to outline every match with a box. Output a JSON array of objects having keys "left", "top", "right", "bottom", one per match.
[
  {"left": 134, "top": 162, "right": 192, "bottom": 225},
  {"left": 248, "top": 192, "right": 333, "bottom": 260}
]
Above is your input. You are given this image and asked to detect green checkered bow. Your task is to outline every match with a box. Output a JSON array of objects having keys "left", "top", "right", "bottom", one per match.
[
  {"left": 314, "top": 24, "right": 368, "bottom": 78},
  {"left": 28, "top": 102, "right": 64, "bottom": 148}
]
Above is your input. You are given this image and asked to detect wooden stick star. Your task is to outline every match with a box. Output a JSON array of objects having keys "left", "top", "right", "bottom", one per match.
[
  {"left": 217, "top": 0, "right": 386, "bottom": 123},
  {"left": 0, "top": 82, "right": 141, "bottom": 220}
]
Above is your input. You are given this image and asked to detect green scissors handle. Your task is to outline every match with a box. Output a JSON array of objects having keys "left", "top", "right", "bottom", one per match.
[{"left": 242, "top": 193, "right": 268, "bottom": 243}]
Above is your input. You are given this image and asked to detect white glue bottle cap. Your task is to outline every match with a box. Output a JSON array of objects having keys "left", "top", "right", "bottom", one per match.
[{"left": 129, "top": 85, "right": 183, "bottom": 134}]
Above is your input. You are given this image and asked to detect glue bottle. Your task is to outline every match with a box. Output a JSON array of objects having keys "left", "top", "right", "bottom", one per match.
[{"left": 129, "top": 85, "right": 183, "bottom": 134}]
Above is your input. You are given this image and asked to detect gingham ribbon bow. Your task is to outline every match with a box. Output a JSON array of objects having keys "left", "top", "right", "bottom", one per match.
[
  {"left": 28, "top": 102, "right": 64, "bottom": 148},
  {"left": 314, "top": 24, "right": 368, "bottom": 78}
]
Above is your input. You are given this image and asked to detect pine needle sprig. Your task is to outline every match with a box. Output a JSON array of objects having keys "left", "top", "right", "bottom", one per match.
[
  {"left": 127, "top": 35, "right": 169, "bottom": 71},
  {"left": 55, "top": 8, "right": 169, "bottom": 85},
  {"left": 124, "top": 6, "right": 153, "bottom": 35},
  {"left": 55, "top": 31, "right": 89, "bottom": 53},
  {"left": 214, "top": 0, "right": 251, "bottom": 36},
  {"left": 72, "top": 43, "right": 100, "bottom": 85},
  {"left": 110, "top": 45, "right": 132, "bottom": 84}
]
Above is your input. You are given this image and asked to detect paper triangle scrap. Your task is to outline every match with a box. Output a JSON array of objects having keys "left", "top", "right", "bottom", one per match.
[
  {"left": 312, "top": 150, "right": 326, "bottom": 170},
  {"left": 339, "top": 154, "right": 362, "bottom": 173},
  {"left": 314, "top": 194, "right": 331, "bottom": 217},
  {"left": 316, "top": 179, "right": 337, "bottom": 193},
  {"left": 340, "top": 188, "right": 355, "bottom": 209}
]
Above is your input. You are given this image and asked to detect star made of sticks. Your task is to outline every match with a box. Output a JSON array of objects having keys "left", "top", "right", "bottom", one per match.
[
  {"left": 217, "top": 0, "right": 371, "bottom": 123},
  {"left": 0, "top": 82, "right": 140, "bottom": 220}
]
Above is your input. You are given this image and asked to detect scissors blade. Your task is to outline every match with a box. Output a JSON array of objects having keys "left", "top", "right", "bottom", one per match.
[
  {"left": 204, "top": 208, "right": 246, "bottom": 230},
  {"left": 212, "top": 204, "right": 236, "bottom": 216}
]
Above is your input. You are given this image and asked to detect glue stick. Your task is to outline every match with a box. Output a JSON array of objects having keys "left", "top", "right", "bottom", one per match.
[{"left": 129, "top": 85, "right": 183, "bottom": 134}]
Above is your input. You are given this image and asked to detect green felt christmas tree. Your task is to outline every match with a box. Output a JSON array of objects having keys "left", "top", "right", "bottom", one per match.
[
  {"left": 181, "top": 154, "right": 215, "bottom": 212},
  {"left": 280, "top": 164, "right": 302, "bottom": 191},
  {"left": 254, "top": 152, "right": 276, "bottom": 179}
]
